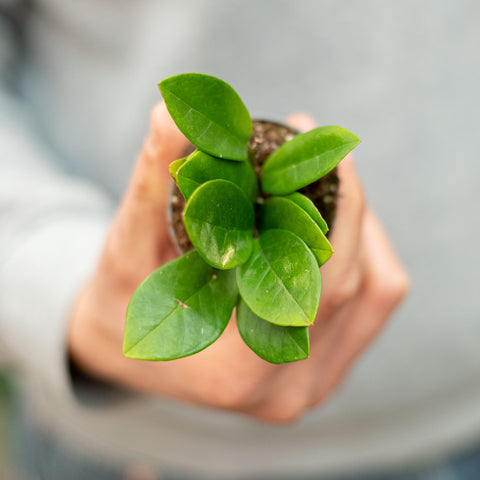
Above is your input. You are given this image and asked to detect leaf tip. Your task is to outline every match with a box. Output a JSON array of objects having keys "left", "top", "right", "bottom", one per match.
[{"left": 122, "top": 342, "right": 134, "bottom": 358}]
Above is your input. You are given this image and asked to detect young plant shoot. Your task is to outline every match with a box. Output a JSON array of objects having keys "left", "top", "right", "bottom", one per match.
[{"left": 123, "top": 73, "right": 360, "bottom": 364}]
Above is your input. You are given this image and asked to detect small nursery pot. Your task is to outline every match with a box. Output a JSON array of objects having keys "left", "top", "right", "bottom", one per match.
[{"left": 168, "top": 119, "right": 340, "bottom": 255}]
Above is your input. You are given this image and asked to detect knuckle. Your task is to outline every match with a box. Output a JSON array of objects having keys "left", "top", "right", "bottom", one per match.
[
  {"left": 148, "top": 102, "right": 176, "bottom": 154},
  {"left": 311, "top": 377, "right": 345, "bottom": 409},
  {"left": 149, "top": 103, "right": 164, "bottom": 131},
  {"left": 204, "top": 356, "right": 275, "bottom": 410},
  {"left": 208, "top": 378, "right": 257, "bottom": 410},
  {"left": 341, "top": 162, "right": 367, "bottom": 214},
  {"left": 376, "top": 267, "right": 410, "bottom": 308},
  {"left": 323, "top": 269, "right": 362, "bottom": 311},
  {"left": 98, "top": 233, "right": 138, "bottom": 289},
  {"left": 353, "top": 183, "right": 367, "bottom": 217},
  {"left": 266, "top": 407, "right": 303, "bottom": 424},
  {"left": 310, "top": 391, "right": 329, "bottom": 410},
  {"left": 256, "top": 395, "right": 307, "bottom": 424},
  {"left": 137, "top": 139, "right": 161, "bottom": 179},
  {"left": 199, "top": 366, "right": 265, "bottom": 411}
]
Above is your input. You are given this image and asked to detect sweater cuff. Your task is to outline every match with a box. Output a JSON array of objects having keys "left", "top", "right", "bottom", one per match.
[{"left": 0, "top": 216, "right": 110, "bottom": 399}]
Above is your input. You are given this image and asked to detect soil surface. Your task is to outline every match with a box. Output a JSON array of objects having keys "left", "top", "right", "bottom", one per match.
[{"left": 169, "top": 120, "right": 340, "bottom": 254}]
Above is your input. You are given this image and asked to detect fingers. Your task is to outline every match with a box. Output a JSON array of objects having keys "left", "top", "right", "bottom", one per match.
[
  {"left": 152, "top": 319, "right": 281, "bottom": 410},
  {"left": 310, "top": 209, "right": 409, "bottom": 405},
  {"left": 324, "top": 157, "right": 366, "bottom": 279},
  {"left": 286, "top": 112, "right": 317, "bottom": 133},
  {"left": 347, "top": 209, "right": 409, "bottom": 351},
  {"left": 218, "top": 209, "right": 408, "bottom": 419},
  {"left": 311, "top": 156, "right": 366, "bottom": 330},
  {"left": 88, "top": 103, "right": 408, "bottom": 423},
  {"left": 120, "top": 102, "right": 188, "bottom": 238},
  {"left": 361, "top": 210, "right": 410, "bottom": 309},
  {"left": 100, "top": 103, "right": 189, "bottom": 284},
  {"left": 248, "top": 155, "right": 369, "bottom": 417}
]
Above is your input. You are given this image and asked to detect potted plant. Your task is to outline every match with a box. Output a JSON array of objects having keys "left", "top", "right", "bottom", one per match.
[{"left": 123, "top": 73, "right": 360, "bottom": 364}]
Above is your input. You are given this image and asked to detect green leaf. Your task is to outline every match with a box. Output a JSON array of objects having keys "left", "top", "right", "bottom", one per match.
[
  {"left": 124, "top": 251, "right": 238, "bottom": 360},
  {"left": 260, "top": 196, "right": 333, "bottom": 266},
  {"left": 176, "top": 150, "right": 258, "bottom": 202},
  {"left": 169, "top": 157, "right": 188, "bottom": 181},
  {"left": 261, "top": 126, "right": 360, "bottom": 194},
  {"left": 183, "top": 179, "right": 254, "bottom": 269},
  {"left": 159, "top": 73, "right": 252, "bottom": 161},
  {"left": 236, "top": 229, "right": 321, "bottom": 327},
  {"left": 237, "top": 299, "right": 309, "bottom": 364},
  {"left": 285, "top": 192, "right": 328, "bottom": 235}
]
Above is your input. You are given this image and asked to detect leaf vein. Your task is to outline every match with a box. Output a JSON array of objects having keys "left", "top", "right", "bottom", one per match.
[
  {"left": 166, "top": 89, "right": 244, "bottom": 146},
  {"left": 258, "top": 245, "right": 310, "bottom": 323},
  {"left": 125, "top": 280, "right": 212, "bottom": 353}
]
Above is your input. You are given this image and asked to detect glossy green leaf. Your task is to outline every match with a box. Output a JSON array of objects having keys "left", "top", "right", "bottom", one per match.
[
  {"left": 237, "top": 299, "right": 309, "bottom": 364},
  {"left": 124, "top": 251, "right": 238, "bottom": 360},
  {"left": 176, "top": 150, "right": 258, "bottom": 202},
  {"left": 236, "top": 229, "right": 321, "bottom": 327},
  {"left": 159, "top": 73, "right": 252, "bottom": 161},
  {"left": 183, "top": 179, "right": 254, "bottom": 269},
  {"left": 260, "top": 196, "right": 333, "bottom": 266},
  {"left": 285, "top": 192, "right": 328, "bottom": 235},
  {"left": 262, "top": 126, "right": 360, "bottom": 194},
  {"left": 169, "top": 157, "right": 188, "bottom": 181}
]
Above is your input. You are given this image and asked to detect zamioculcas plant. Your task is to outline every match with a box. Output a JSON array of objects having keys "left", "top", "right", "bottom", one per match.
[{"left": 123, "top": 73, "right": 360, "bottom": 364}]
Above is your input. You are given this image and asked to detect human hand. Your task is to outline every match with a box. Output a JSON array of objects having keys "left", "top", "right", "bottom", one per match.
[{"left": 67, "top": 104, "right": 408, "bottom": 423}]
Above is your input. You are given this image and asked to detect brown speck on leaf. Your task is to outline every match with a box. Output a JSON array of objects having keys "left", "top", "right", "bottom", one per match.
[
  {"left": 212, "top": 274, "right": 217, "bottom": 280},
  {"left": 174, "top": 298, "right": 191, "bottom": 309}
]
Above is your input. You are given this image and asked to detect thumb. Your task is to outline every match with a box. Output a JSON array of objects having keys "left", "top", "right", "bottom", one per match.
[
  {"left": 130, "top": 102, "right": 189, "bottom": 205},
  {"left": 106, "top": 102, "right": 189, "bottom": 279}
]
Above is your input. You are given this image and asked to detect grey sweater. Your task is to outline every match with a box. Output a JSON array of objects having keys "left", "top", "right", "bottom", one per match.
[{"left": 1, "top": 0, "right": 480, "bottom": 478}]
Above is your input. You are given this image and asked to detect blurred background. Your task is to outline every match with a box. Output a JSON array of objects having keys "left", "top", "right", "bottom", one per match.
[
  {"left": 1, "top": 1, "right": 480, "bottom": 479},
  {"left": 0, "top": 372, "right": 13, "bottom": 477}
]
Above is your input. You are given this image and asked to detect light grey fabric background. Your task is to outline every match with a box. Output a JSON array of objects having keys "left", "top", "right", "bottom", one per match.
[{"left": 1, "top": 0, "right": 480, "bottom": 478}]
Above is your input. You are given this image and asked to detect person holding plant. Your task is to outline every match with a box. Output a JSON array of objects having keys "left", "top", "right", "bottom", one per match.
[
  {"left": 68, "top": 100, "right": 408, "bottom": 423},
  {"left": 1, "top": 1, "right": 480, "bottom": 480}
]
